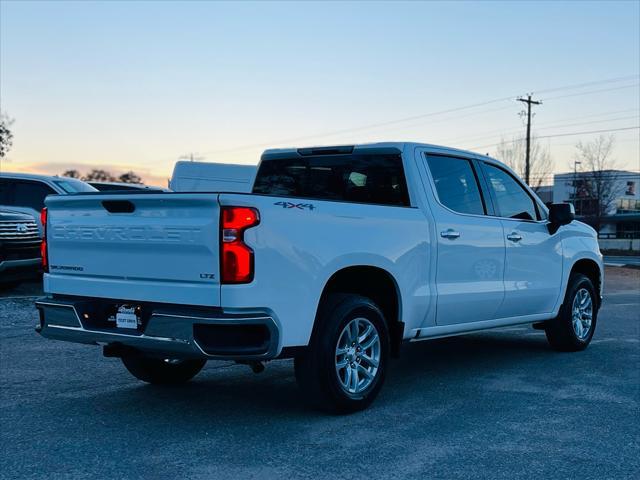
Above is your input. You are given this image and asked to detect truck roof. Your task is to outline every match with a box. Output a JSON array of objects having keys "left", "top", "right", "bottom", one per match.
[
  {"left": 0, "top": 171, "right": 69, "bottom": 181},
  {"left": 261, "top": 142, "right": 499, "bottom": 163}
]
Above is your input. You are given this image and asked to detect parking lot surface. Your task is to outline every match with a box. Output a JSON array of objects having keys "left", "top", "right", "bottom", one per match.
[{"left": 1, "top": 267, "right": 639, "bottom": 479}]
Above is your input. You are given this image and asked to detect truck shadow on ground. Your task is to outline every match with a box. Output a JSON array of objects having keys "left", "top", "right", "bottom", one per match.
[{"left": 58, "top": 330, "right": 556, "bottom": 426}]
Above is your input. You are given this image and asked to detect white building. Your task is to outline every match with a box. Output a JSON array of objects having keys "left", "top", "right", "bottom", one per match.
[{"left": 553, "top": 170, "right": 640, "bottom": 244}]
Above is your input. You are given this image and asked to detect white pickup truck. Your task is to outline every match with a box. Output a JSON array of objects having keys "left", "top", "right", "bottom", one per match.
[{"left": 36, "top": 143, "right": 603, "bottom": 412}]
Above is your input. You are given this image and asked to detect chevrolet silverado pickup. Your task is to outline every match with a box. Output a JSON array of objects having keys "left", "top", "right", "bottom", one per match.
[{"left": 36, "top": 143, "right": 603, "bottom": 412}]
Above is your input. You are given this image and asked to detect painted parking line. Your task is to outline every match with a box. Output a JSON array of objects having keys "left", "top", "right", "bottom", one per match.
[{"left": 0, "top": 296, "right": 40, "bottom": 301}]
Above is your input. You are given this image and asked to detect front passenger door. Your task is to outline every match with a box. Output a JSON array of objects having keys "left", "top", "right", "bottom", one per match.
[{"left": 480, "top": 162, "right": 563, "bottom": 318}]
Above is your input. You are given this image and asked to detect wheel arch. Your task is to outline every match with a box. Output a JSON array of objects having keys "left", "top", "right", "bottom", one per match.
[
  {"left": 569, "top": 258, "right": 602, "bottom": 308},
  {"left": 315, "top": 265, "right": 404, "bottom": 357}
]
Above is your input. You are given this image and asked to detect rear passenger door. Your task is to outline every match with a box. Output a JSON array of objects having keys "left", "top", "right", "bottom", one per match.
[
  {"left": 479, "top": 162, "right": 563, "bottom": 317},
  {"left": 423, "top": 154, "right": 505, "bottom": 325}
]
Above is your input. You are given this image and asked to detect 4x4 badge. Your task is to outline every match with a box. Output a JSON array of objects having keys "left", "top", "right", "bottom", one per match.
[{"left": 274, "top": 201, "right": 315, "bottom": 210}]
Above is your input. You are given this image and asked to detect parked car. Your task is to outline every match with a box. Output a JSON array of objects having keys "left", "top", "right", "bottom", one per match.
[
  {"left": 0, "top": 173, "right": 97, "bottom": 235},
  {"left": 36, "top": 142, "right": 603, "bottom": 412},
  {"left": 89, "top": 181, "right": 168, "bottom": 192},
  {"left": 0, "top": 209, "right": 41, "bottom": 287},
  {"left": 170, "top": 161, "right": 256, "bottom": 192}
]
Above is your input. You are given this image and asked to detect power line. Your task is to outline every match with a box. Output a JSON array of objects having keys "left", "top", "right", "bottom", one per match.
[
  {"left": 521, "top": 172, "right": 640, "bottom": 179},
  {"left": 328, "top": 90, "right": 640, "bottom": 144},
  {"left": 199, "top": 96, "right": 516, "bottom": 155},
  {"left": 551, "top": 135, "right": 640, "bottom": 147},
  {"left": 452, "top": 113, "right": 639, "bottom": 147},
  {"left": 542, "top": 83, "right": 639, "bottom": 101},
  {"left": 469, "top": 125, "right": 640, "bottom": 151},
  {"left": 534, "top": 74, "right": 639, "bottom": 94},
  {"left": 534, "top": 114, "right": 639, "bottom": 131},
  {"left": 191, "top": 74, "right": 640, "bottom": 158},
  {"left": 440, "top": 108, "right": 640, "bottom": 146},
  {"left": 534, "top": 125, "right": 638, "bottom": 139},
  {"left": 502, "top": 172, "right": 640, "bottom": 184},
  {"left": 317, "top": 104, "right": 518, "bottom": 141}
]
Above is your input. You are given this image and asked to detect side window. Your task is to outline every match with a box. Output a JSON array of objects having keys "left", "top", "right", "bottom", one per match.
[
  {"left": 483, "top": 163, "right": 539, "bottom": 221},
  {"left": 12, "top": 181, "right": 56, "bottom": 211},
  {"left": 426, "top": 155, "right": 485, "bottom": 215},
  {"left": 0, "top": 179, "right": 13, "bottom": 204}
]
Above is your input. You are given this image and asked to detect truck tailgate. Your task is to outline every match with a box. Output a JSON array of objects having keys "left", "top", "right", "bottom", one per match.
[{"left": 44, "top": 193, "right": 221, "bottom": 306}]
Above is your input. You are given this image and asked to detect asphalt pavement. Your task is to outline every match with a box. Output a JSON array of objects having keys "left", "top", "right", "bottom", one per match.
[
  {"left": 1, "top": 267, "right": 638, "bottom": 479},
  {"left": 604, "top": 255, "right": 640, "bottom": 267}
]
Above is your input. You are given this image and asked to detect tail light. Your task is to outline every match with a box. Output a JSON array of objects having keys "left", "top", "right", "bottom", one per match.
[
  {"left": 40, "top": 207, "right": 48, "bottom": 271},
  {"left": 221, "top": 207, "right": 259, "bottom": 284}
]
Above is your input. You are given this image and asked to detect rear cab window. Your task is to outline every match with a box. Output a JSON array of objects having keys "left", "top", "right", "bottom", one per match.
[{"left": 252, "top": 151, "right": 410, "bottom": 207}]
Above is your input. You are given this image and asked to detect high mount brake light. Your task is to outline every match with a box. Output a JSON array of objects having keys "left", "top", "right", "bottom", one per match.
[
  {"left": 40, "top": 208, "right": 48, "bottom": 271},
  {"left": 221, "top": 207, "right": 259, "bottom": 284}
]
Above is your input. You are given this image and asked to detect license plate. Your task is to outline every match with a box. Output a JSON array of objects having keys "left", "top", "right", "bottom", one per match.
[{"left": 116, "top": 306, "right": 139, "bottom": 329}]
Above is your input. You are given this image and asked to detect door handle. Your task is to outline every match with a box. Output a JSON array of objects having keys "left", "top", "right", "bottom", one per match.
[
  {"left": 507, "top": 232, "right": 522, "bottom": 242},
  {"left": 440, "top": 229, "right": 461, "bottom": 240}
]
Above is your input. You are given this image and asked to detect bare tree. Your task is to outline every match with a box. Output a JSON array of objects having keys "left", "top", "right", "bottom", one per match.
[
  {"left": 573, "top": 134, "right": 622, "bottom": 234},
  {"left": 0, "top": 113, "right": 14, "bottom": 158},
  {"left": 62, "top": 169, "right": 81, "bottom": 179},
  {"left": 118, "top": 171, "right": 143, "bottom": 184},
  {"left": 83, "top": 169, "right": 116, "bottom": 182},
  {"left": 495, "top": 134, "right": 553, "bottom": 192}
]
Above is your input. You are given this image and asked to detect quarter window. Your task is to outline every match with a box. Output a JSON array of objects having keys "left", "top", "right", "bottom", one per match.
[
  {"left": 483, "top": 163, "right": 539, "bottom": 221},
  {"left": 10, "top": 181, "right": 56, "bottom": 211},
  {"left": 426, "top": 156, "right": 485, "bottom": 215}
]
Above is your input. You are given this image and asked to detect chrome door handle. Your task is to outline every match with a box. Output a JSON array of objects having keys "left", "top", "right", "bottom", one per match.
[
  {"left": 507, "top": 232, "right": 522, "bottom": 242},
  {"left": 440, "top": 229, "right": 461, "bottom": 240}
]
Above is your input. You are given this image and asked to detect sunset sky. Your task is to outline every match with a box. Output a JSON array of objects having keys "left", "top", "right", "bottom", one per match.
[{"left": 1, "top": 1, "right": 639, "bottom": 187}]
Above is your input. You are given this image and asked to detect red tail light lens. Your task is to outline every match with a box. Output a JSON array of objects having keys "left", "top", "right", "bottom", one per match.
[
  {"left": 221, "top": 207, "right": 259, "bottom": 284},
  {"left": 40, "top": 207, "right": 48, "bottom": 271}
]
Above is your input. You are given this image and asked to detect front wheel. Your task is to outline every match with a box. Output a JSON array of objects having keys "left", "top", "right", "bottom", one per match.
[
  {"left": 545, "top": 273, "right": 598, "bottom": 352},
  {"left": 121, "top": 355, "right": 206, "bottom": 384},
  {"left": 294, "top": 294, "right": 390, "bottom": 413}
]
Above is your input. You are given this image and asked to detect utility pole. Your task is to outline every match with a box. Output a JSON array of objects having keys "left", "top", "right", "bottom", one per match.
[
  {"left": 179, "top": 152, "right": 203, "bottom": 162},
  {"left": 517, "top": 94, "right": 542, "bottom": 185},
  {"left": 574, "top": 160, "right": 582, "bottom": 215}
]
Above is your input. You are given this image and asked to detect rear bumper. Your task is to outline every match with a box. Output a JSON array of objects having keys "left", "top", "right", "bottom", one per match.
[{"left": 35, "top": 297, "right": 281, "bottom": 360}]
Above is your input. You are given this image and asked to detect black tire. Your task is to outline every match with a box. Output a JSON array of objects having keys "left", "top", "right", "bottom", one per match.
[
  {"left": 545, "top": 273, "right": 598, "bottom": 352},
  {"left": 121, "top": 355, "right": 206, "bottom": 384},
  {"left": 294, "top": 294, "right": 390, "bottom": 414}
]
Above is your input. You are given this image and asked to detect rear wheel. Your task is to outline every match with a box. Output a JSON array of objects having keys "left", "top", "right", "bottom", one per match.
[
  {"left": 294, "top": 294, "right": 389, "bottom": 413},
  {"left": 121, "top": 355, "right": 206, "bottom": 384},
  {"left": 545, "top": 273, "right": 598, "bottom": 352}
]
